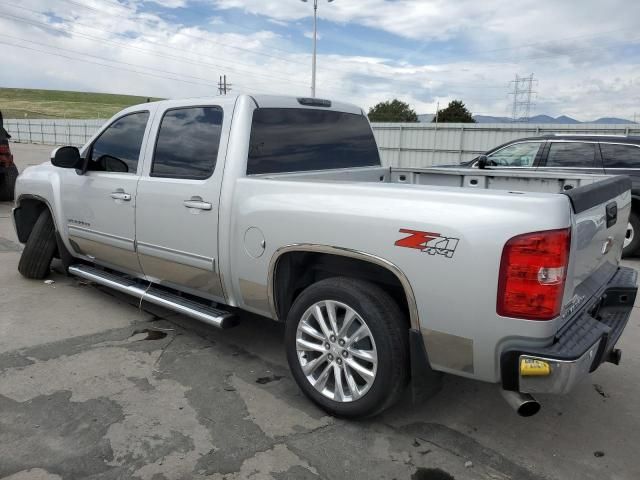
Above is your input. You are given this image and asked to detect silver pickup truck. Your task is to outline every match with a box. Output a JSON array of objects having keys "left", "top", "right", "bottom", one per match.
[{"left": 12, "top": 95, "right": 637, "bottom": 418}]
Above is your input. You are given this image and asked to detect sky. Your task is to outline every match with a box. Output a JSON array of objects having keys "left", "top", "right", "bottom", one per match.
[{"left": 0, "top": 0, "right": 639, "bottom": 120}]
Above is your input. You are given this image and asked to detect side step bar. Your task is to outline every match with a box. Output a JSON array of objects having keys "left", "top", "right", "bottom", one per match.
[{"left": 68, "top": 264, "right": 237, "bottom": 329}]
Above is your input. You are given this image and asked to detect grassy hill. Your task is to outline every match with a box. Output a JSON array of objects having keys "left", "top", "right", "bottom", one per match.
[{"left": 0, "top": 88, "right": 163, "bottom": 119}]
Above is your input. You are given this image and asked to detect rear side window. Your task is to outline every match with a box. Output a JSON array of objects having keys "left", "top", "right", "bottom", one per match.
[
  {"left": 600, "top": 143, "right": 640, "bottom": 168},
  {"left": 152, "top": 106, "right": 223, "bottom": 179},
  {"left": 90, "top": 111, "right": 149, "bottom": 173},
  {"left": 247, "top": 108, "right": 380, "bottom": 175},
  {"left": 546, "top": 142, "right": 596, "bottom": 167}
]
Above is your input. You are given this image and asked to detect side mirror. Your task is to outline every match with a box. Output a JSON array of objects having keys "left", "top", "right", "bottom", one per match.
[
  {"left": 476, "top": 155, "right": 489, "bottom": 169},
  {"left": 51, "top": 146, "right": 83, "bottom": 169}
]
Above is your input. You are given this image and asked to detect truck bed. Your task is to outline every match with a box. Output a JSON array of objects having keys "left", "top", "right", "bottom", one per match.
[
  {"left": 265, "top": 165, "right": 612, "bottom": 195},
  {"left": 255, "top": 165, "right": 631, "bottom": 336}
]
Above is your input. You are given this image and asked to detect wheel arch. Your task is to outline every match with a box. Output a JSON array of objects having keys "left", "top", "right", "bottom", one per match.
[
  {"left": 13, "top": 194, "right": 56, "bottom": 243},
  {"left": 267, "top": 244, "right": 419, "bottom": 330}
]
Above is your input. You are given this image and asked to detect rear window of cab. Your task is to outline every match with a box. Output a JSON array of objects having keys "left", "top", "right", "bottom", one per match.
[{"left": 247, "top": 108, "right": 381, "bottom": 175}]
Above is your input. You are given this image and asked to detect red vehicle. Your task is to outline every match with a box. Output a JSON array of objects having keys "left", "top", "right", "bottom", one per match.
[{"left": 0, "top": 110, "right": 18, "bottom": 201}]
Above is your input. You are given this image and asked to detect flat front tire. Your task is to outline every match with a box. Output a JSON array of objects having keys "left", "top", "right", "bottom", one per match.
[
  {"left": 18, "top": 209, "right": 57, "bottom": 279},
  {"left": 285, "top": 277, "right": 408, "bottom": 418}
]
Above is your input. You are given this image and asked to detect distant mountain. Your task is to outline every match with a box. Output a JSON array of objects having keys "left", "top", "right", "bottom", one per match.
[
  {"left": 453, "top": 114, "right": 636, "bottom": 124},
  {"left": 592, "top": 117, "right": 637, "bottom": 124},
  {"left": 553, "top": 115, "right": 580, "bottom": 124},
  {"left": 471, "top": 115, "right": 512, "bottom": 123}
]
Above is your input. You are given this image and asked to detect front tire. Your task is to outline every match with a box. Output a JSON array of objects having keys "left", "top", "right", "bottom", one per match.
[
  {"left": 18, "top": 209, "right": 57, "bottom": 279},
  {"left": 285, "top": 277, "right": 408, "bottom": 418},
  {"left": 0, "top": 164, "right": 18, "bottom": 201},
  {"left": 623, "top": 212, "right": 640, "bottom": 257}
]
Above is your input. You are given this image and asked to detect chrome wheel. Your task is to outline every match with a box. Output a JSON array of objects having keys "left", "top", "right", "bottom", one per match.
[
  {"left": 625, "top": 221, "right": 634, "bottom": 249},
  {"left": 295, "top": 300, "right": 378, "bottom": 402}
]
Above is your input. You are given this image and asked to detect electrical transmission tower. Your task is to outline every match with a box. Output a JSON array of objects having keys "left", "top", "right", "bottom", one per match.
[
  {"left": 218, "top": 75, "right": 232, "bottom": 95},
  {"left": 509, "top": 74, "right": 537, "bottom": 122}
]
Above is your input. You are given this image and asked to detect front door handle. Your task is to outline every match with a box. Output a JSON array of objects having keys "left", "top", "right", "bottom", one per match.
[
  {"left": 110, "top": 191, "right": 131, "bottom": 201},
  {"left": 183, "top": 196, "right": 212, "bottom": 211}
]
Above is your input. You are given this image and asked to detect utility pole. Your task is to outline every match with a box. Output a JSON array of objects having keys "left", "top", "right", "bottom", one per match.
[
  {"left": 301, "top": 0, "right": 334, "bottom": 97},
  {"left": 218, "top": 75, "right": 232, "bottom": 95},
  {"left": 509, "top": 73, "right": 537, "bottom": 122}
]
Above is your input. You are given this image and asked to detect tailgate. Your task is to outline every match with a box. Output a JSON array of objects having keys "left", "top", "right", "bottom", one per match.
[{"left": 562, "top": 176, "right": 632, "bottom": 317}]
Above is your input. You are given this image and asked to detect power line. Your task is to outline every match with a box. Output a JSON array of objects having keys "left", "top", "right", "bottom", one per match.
[
  {"left": 58, "top": 0, "right": 319, "bottom": 70},
  {"left": 0, "top": 39, "right": 220, "bottom": 88},
  {"left": 0, "top": 8, "right": 333, "bottom": 94},
  {"left": 76, "top": 0, "right": 315, "bottom": 60},
  {"left": 0, "top": 37, "right": 290, "bottom": 96},
  {"left": 96, "top": 0, "right": 637, "bottom": 64},
  {"left": 0, "top": 5, "right": 317, "bottom": 89},
  {"left": 1, "top": 3, "right": 542, "bottom": 103},
  {"left": 43, "top": 1, "right": 525, "bottom": 90},
  {"left": 1, "top": 5, "right": 512, "bottom": 97},
  {"left": 469, "top": 26, "right": 639, "bottom": 57},
  {"left": 0, "top": 32, "right": 232, "bottom": 87}
]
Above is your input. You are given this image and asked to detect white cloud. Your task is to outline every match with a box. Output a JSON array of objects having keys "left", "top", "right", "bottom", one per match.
[
  {"left": 0, "top": 0, "right": 638, "bottom": 120},
  {"left": 213, "top": 0, "right": 640, "bottom": 45},
  {"left": 143, "top": 0, "right": 188, "bottom": 8}
]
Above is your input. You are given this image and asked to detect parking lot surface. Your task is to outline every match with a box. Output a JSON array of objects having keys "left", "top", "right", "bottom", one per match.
[{"left": 1, "top": 143, "right": 640, "bottom": 480}]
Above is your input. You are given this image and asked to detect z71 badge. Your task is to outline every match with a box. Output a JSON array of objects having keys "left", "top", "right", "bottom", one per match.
[{"left": 395, "top": 229, "right": 459, "bottom": 259}]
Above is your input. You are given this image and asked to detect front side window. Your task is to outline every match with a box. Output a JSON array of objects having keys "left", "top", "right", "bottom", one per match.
[
  {"left": 600, "top": 143, "right": 640, "bottom": 168},
  {"left": 89, "top": 112, "right": 149, "bottom": 173},
  {"left": 546, "top": 142, "right": 596, "bottom": 167},
  {"left": 487, "top": 142, "right": 541, "bottom": 167},
  {"left": 247, "top": 108, "right": 381, "bottom": 175},
  {"left": 151, "top": 106, "right": 223, "bottom": 179}
]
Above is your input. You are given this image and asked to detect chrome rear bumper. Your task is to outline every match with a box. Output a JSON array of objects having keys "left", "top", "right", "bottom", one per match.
[{"left": 501, "top": 266, "right": 637, "bottom": 395}]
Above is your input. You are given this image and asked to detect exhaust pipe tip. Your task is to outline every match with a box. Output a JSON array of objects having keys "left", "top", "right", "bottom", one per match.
[
  {"left": 501, "top": 389, "right": 541, "bottom": 417},
  {"left": 515, "top": 398, "right": 541, "bottom": 417}
]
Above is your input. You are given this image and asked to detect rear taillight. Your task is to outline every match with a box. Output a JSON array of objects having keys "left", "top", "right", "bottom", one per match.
[
  {"left": 0, "top": 144, "right": 13, "bottom": 167},
  {"left": 497, "top": 228, "right": 571, "bottom": 320}
]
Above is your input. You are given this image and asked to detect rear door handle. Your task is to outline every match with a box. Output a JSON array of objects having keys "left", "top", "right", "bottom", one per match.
[
  {"left": 183, "top": 197, "right": 212, "bottom": 210},
  {"left": 110, "top": 191, "right": 131, "bottom": 201}
]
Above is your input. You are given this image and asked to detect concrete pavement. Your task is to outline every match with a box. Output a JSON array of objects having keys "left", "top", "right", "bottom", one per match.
[{"left": 1, "top": 143, "right": 639, "bottom": 479}]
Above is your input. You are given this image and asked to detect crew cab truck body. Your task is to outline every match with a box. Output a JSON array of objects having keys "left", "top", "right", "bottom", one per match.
[{"left": 12, "top": 95, "right": 637, "bottom": 418}]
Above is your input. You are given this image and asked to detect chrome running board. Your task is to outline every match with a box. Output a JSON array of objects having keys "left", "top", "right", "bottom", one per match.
[{"left": 68, "top": 264, "right": 237, "bottom": 329}]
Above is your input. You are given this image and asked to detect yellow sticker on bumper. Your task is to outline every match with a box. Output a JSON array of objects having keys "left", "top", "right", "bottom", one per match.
[{"left": 520, "top": 358, "right": 551, "bottom": 376}]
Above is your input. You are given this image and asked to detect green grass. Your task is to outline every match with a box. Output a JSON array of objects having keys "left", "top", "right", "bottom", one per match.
[{"left": 0, "top": 88, "right": 163, "bottom": 119}]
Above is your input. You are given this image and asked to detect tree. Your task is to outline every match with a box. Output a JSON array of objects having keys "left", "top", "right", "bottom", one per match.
[
  {"left": 433, "top": 100, "right": 475, "bottom": 123},
  {"left": 368, "top": 99, "right": 418, "bottom": 123}
]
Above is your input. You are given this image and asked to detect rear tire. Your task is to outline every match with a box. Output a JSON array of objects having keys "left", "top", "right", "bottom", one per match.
[
  {"left": 623, "top": 212, "right": 640, "bottom": 258},
  {"left": 285, "top": 277, "right": 408, "bottom": 418},
  {"left": 0, "top": 164, "right": 18, "bottom": 201},
  {"left": 18, "top": 209, "right": 57, "bottom": 279}
]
